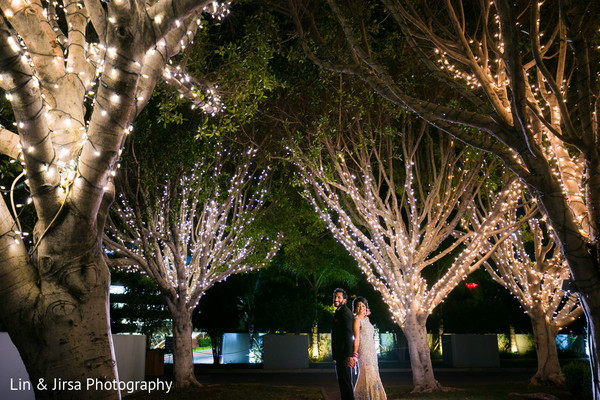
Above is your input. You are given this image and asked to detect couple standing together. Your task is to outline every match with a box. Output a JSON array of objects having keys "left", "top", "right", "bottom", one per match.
[{"left": 332, "top": 288, "right": 387, "bottom": 400}]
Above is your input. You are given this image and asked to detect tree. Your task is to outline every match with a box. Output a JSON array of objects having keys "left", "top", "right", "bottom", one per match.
[
  {"left": 265, "top": 178, "right": 359, "bottom": 357},
  {"left": 192, "top": 272, "right": 255, "bottom": 365},
  {"left": 290, "top": 97, "right": 530, "bottom": 391},
  {"left": 277, "top": 232, "right": 358, "bottom": 358},
  {"left": 0, "top": 1, "right": 227, "bottom": 398},
  {"left": 289, "top": 1, "right": 600, "bottom": 395},
  {"left": 104, "top": 142, "right": 281, "bottom": 387},
  {"left": 483, "top": 199, "right": 583, "bottom": 385},
  {"left": 109, "top": 270, "right": 171, "bottom": 348},
  {"left": 432, "top": 268, "right": 531, "bottom": 335}
]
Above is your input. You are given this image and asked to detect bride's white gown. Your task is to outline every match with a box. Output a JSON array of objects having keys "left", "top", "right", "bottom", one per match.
[{"left": 354, "top": 317, "right": 387, "bottom": 400}]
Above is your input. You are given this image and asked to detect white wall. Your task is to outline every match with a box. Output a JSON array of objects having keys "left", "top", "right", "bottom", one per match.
[
  {"left": 222, "top": 333, "right": 251, "bottom": 364},
  {"left": 0, "top": 333, "right": 145, "bottom": 400},
  {"left": 0, "top": 332, "right": 34, "bottom": 400},
  {"left": 112, "top": 334, "right": 146, "bottom": 383}
]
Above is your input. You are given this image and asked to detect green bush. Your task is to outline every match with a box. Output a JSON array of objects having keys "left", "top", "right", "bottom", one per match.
[
  {"left": 196, "top": 337, "right": 211, "bottom": 348},
  {"left": 563, "top": 361, "right": 592, "bottom": 400}
]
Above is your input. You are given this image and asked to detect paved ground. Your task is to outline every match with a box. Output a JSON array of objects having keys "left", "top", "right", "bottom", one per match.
[{"left": 189, "top": 365, "right": 537, "bottom": 400}]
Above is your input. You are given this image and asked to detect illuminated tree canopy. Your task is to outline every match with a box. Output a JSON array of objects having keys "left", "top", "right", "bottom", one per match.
[
  {"left": 105, "top": 143, "right": 281, "bottom": 387},
  {"left": 0, "top": 0, "right": 228, "bottom": 398},
  {"left": 483, "top": 198, "right": 583, "bottom": 386},
  {"left": 289, "top": 0, "right": 600, "bottom": 394},
  {"left": 290, "top": 103, "right": 532, "bottom": 391}
]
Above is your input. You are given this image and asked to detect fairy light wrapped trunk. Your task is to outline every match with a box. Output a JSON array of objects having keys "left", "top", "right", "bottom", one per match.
[{"left": 0, "top": 0, "right": 228, "bottom": 398}]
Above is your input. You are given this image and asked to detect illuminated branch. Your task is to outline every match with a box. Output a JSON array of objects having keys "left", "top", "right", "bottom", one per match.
[
  {"left": 290, "top": 110, "right": 530, "bottom": 392},
  {"left": 483, "top": 192, "right": 583, "bottom": 324},
  {"left": 488, "top": 213, "right": 583, "bottom": 325},
  {"left": 291, "top": 116, "right": 525, "bottom": 324},
  {"left": 161, "top": 64, "right": 222, "bottom": 114},
  {"left": 483, "top": 194, "right": 583, "bottom": 385},
  {"left": 0, "top": 0, "right": 228, "bottom": 242},
  {"left": 290, "top": 0, "right": 595, "bottom": 241},
  {"left": 104, "top": 146, "right": 281, "bottom": 310},
  {"left": 427, "top": 176, "right": 537, "bottom": 309},
  {"left": 289, "top": 0, "right": 535, "bottom": 179},
  {"left": 0, "top": 0, "right": 233, "bottom": 394}
]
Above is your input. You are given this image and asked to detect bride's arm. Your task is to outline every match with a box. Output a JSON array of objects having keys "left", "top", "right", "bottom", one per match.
[{"left": 352, "top": 318, "right": 360, "bottom": 357}]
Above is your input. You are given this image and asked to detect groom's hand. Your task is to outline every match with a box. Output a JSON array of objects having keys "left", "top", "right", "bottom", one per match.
[{"left": 345, "top": 357, "right": 356, "bottom": 368}]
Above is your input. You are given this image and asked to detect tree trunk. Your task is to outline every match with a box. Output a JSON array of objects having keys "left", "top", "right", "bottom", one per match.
[
  {"left": 311, "top": 286, "right": 319, "bottom": 359},
  {"left": 210, "top": 333, "right": 223, "bottom": 365},
  {"left": 581, "top": 297, "right": 600, "bottom": 400},
  {"left": 402, "top": 312, "right": 441, "bottom": 392},
  {"left": 1, "top": 236, "right": 119, "bottom": 400},
  {"left": 528, "top": 307, "right": 564, "bottom": 386},
  {"left": 311, "top": 322, "right": 319, "bottom": 359},
  {"left": 531, "top": 177, "right": 600, "bottom": 398},
  {"left": 170, "top": 309, "right": 200, "bottom": 388},
  {"left": 509, "top": 325, "right": 518, "bottom": 353}
]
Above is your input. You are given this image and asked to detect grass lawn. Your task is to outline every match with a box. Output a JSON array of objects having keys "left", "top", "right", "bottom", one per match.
[{"left": 125, "top": 382, "right": 578, "bottom": 400}]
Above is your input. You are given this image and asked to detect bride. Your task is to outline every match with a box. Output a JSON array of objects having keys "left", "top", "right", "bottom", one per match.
[{"left": 352, "top": 297, "right": 387, "bottom": 400}]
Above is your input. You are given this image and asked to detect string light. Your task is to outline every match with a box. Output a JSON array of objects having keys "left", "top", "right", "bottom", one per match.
[
  {"left": 0, "top": 1, "right": 230, "bottom": 253},
  {"left": 289, "top": 123, "right": 528, "bottom": 354},
  {"left": 104, "top": 145, "right": 280, "bottom": 320},
  {"left": 398, "top": 0, "right": 592, "bottom": 245},
  {"left": 485, "top": 206, "right": 583, "bottom": 366}
]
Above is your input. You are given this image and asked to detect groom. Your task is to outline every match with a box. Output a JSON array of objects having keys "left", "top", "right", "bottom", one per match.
[{"left": 331, "top": 288, "right": 356, "bottom": 400}]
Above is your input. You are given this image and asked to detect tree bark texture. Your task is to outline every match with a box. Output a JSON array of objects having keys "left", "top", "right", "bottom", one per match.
[
  {"left": 170, "top": 308, "right": 200, "bottom": 388},
  {"left": 210, "top": 333, "right": 223, "bottom": 365},
  {"left": 0, "top": 204, "right": 119, "bottom": 399},
  {"left": 528, "top": 307, "right": 564, "bottom": 386},
  {"left": 0, "top": 1, "right": 218, "bottom": 398},
  {"left": 289, "top": 0, "right": 600, "bottom": 396},
  {"left": 311, "top": 322, "right": 319, "bottom": 359},
  {"left": 402, "top": 312, "right": 440, "bottom": 392}
]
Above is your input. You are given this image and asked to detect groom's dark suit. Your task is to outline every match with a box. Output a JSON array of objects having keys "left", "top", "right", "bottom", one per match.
[{"left": 332, "top": 303, "right": 355, "bottom": 400}]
